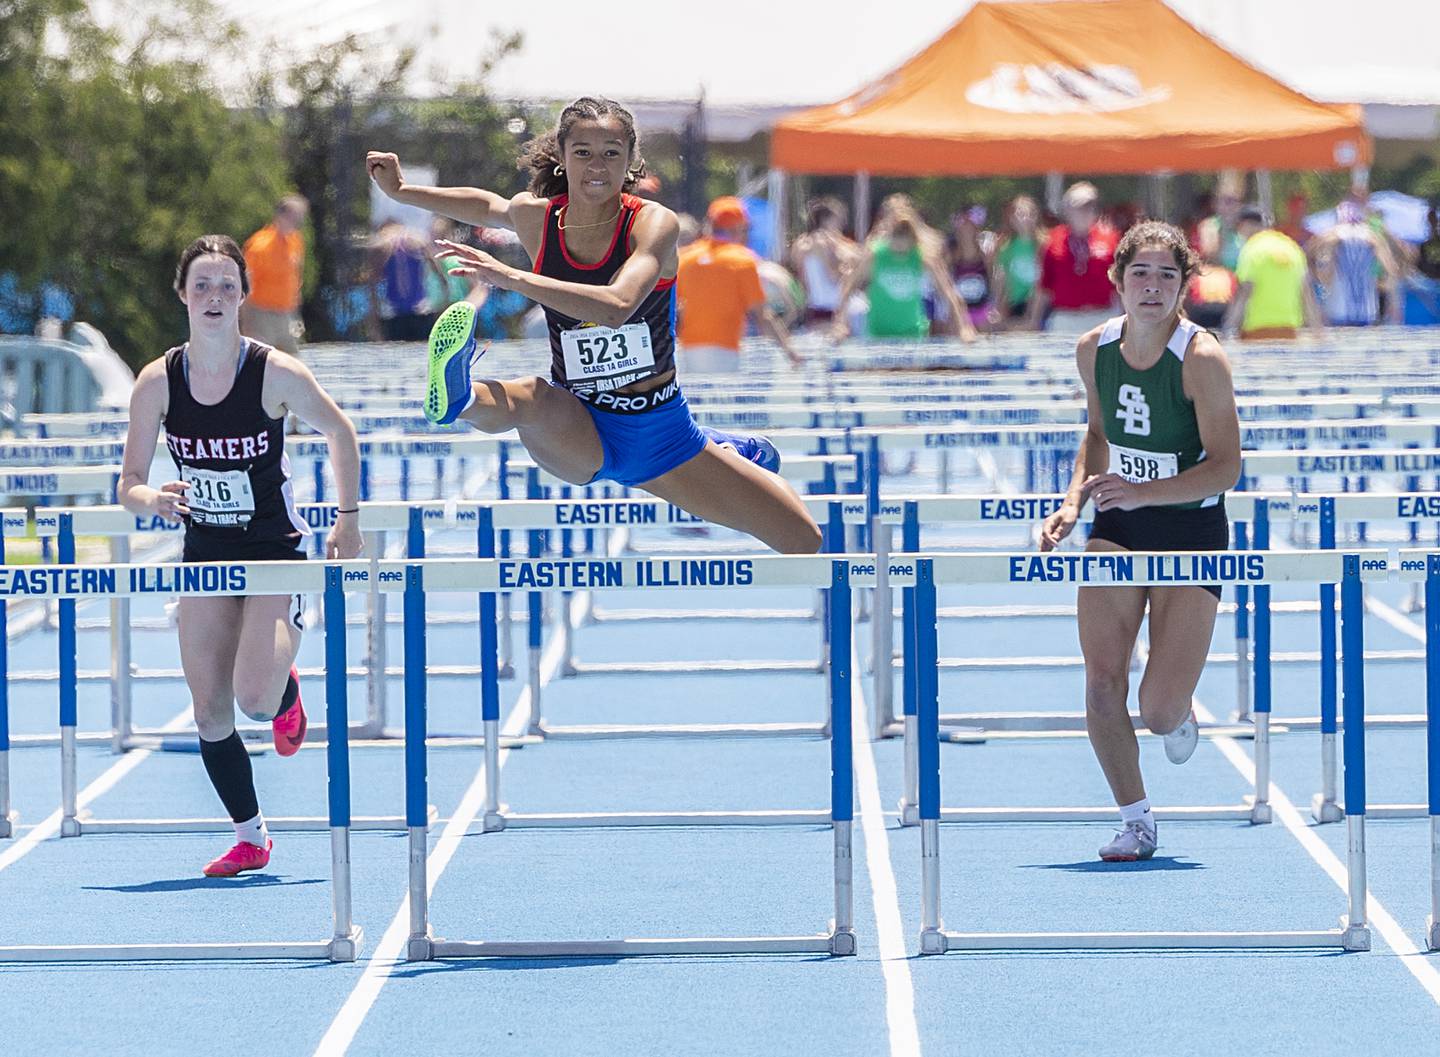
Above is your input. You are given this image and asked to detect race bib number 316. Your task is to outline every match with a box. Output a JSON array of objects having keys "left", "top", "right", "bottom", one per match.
[
  {"left": 561, "top": 322, "right": 656, "bottom": 390},
  {"left": 181, "top": 466, "right": 256, "bottom": 527},
  {"left": 1108, "top": 444, "right": 1179, "bottom": 484}
]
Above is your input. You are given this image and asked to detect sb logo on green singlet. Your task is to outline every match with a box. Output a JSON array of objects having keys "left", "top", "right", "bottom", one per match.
[{"left": 1116, "top": 384, "right": 1151, "bottom": 437}]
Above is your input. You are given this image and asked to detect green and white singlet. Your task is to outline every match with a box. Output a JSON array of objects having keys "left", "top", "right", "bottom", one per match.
[{"left": 1093, "top": 315, "right": 1220, "bottom": 511}]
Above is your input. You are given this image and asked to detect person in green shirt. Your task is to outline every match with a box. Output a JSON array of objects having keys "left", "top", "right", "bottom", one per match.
[
  {"left": 1039, "top": 220, "right": 1242, "bottom": 864},
  {"left": 830, "top": 210, "right": 976, "bottom": 343},
  {"left": 1222, "top": 206, "right": 1321, "bottom": 340},
  {"left": 993, "top": 194, "right": 1043, "bottom": 327}
]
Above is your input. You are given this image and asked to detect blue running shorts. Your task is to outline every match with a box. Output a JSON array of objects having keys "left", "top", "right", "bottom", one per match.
[{"left": 578, "top": 389, "right": 707, "bottom": 488}]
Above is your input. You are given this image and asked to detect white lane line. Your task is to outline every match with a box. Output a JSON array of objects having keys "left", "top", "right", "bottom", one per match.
[
  {"left": 850, "top": 639, "right": 922, "bottom": 1057},
  {"left": 0, "top": 705, "right": 192, "bottom": 875},
  {"left": 1366, "top": 594, "right": 1426, "bottom": 644},
  {"left": 313, "top": 597, "right": 579, "bottom": 1057},
  {"left": 1190, "top": 695, "right": 1440, "bottom": 1004}
]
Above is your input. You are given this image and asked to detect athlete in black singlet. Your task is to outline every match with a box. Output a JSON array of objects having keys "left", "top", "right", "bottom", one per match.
[{"left": 119, "top": 235, "right": 362, "bottom": 877}]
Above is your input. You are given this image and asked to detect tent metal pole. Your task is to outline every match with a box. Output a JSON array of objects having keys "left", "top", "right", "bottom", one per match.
[
  {"left": 855, "top": 171, "right": 872, "bottom": 239},
  {"left": 1045, "top": 172, "right": 1064, "bottom": 214},
  {"left": 1256, "top": 170, "right": 1274, "bottom": 223},
  {"left": 768, "top": 167, "right": 787, "bottom": 262}
]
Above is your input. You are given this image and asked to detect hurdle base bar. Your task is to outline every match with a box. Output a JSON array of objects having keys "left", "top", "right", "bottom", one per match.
[
  {"left": 534, "top": 722, "right": 828, "bottom": 740},
  {"left": 567, "top": 659, "right": 824, "bottom": 675},
  {"left": 935, "top": 711, "right": 1260, "bottom": 737},
  {"left": 0, "top": 810, "right": 15, "bottom": 839},
  {"left": 120, "top": 729, "right": 540, "bottom": 752},
  {"left": 1268, "top": 714, "right": 1427, "bottom": 732},
  {"left": 589, "top": 606, "right": 816, "bottom": 623},
  {"left": 1428, "top": 915, "right": 1440, "bottom": 952},
  {"left": 423, "top": 933, "right": 848, "bottom": 959},
  {"left": 0, "top": 935, "right": 361, "bottom": 962},
  {"left": 62, "top": 805, "right": 438, "bottom": 835},
  {"left": 1311, "top": 792, "right": 1345, "bottom": 824},
  {"left": 898, "top": 802, "right": 1259, "bottom": 827},
  {"left": 478, "top": 809, "right": 832, "bottom": 831},
  {"left": 925, "top": 928, "right": 1357, "bottom": 952}
]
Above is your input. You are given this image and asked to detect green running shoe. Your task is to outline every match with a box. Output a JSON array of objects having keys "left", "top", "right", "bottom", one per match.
[{"left": 425, "top": 301, "right": 482, "bottom": 425}]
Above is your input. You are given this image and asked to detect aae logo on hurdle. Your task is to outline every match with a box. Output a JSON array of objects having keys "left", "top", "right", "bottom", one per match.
[
  {"left": 0, "top": 564, "right": 247, "bottom": 596},
  {"left": 1009, "top": 553, "right": 1268, "bottom": 584}
]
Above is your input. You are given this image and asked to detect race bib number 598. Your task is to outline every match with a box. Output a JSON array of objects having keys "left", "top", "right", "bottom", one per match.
[{"left": 1108, "top": 444, "right": 1179, "bottom": 484}]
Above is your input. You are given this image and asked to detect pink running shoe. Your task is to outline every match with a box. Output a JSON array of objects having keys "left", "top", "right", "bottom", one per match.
[
  {"left": 272, "top": 667, "right": 307, "bottom": 757},
  {"left": 203, "top": 838, "right": 272, "bottom": 878}
]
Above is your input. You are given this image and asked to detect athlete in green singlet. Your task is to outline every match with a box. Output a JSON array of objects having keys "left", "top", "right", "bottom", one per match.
[{"left": 1039, "top": 221, "right": 1242, "bottom": 863}]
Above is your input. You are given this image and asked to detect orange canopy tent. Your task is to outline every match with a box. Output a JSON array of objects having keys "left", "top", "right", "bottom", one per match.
[{"left": 770, "top": 0, "right": 1370, "bottom": 176}]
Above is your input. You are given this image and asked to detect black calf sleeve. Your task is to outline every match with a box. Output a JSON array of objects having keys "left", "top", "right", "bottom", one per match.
[
  {"left": 280, "top": 670, "right": 299, "bottom": 714},
  {"left": 198, "top": 731, "right": 260, "bottom": 823}
]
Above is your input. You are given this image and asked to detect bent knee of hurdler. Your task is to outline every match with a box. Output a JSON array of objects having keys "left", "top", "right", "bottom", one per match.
[
  {"left": 1138, "top": 693, "right": 1189, "bottom": 735},
  {"left": 234, "top": 693, "right": 281, "bottom": 723},
  {"left": 779, "top": 519, "right": 824, "bottom": 555}
]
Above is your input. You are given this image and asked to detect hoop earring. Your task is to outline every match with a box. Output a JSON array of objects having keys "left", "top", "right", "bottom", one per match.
[{"left": 553, "top": 165, "right": 564, "bottom": 177}]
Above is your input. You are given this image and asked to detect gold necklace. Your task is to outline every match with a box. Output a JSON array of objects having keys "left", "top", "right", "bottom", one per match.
[{"left": 558, "top": 202, "right": 623, "bottom": 231}]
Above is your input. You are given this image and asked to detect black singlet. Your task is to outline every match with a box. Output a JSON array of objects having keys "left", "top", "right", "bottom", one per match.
[
  {"left": 163, "top": 339, "right": 307, "bottom": 546},
  {"left": 534, "top": 193, "right": 678, "bottom": 412}
]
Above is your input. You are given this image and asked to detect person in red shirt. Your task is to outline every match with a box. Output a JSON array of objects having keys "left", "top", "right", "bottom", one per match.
[{"left": 1026, "top": 182, "right": 1120, "bottom": 334}]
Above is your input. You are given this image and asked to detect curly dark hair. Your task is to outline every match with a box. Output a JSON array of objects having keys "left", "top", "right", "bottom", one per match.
[
  {"left": 174, "top": 234, "right": 249, "bottom": 295},
  {"left": 517, "top": 97, "right": 649, "bottom": 199},
  {"left": 1108, "top": 219, "right": 1201, "bottom": 288}
]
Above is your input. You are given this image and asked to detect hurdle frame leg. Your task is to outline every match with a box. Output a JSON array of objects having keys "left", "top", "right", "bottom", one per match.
[
  {"left": 404, "top": 563, "right": 435, "bottom": 960},
  {"left": 1313, "top": 498, "right": 1344, "bottom": 822},
  {"left": 1339, "top": 556, "right": 1371, "bottom": 951},
  {"left": 109, "top": 535, "right": 133, "bottom": 754},
  {"left": 1426, "top": 556, "right": 1440, "bottom": 949},
  {"left": 871, "top": 519, "right": 895, "bottom": 740}
]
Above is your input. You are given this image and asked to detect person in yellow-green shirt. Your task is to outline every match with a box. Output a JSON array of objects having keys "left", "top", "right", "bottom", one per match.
[{"left": 1222, "top": 206, "right": 1320, "bottom": 340}]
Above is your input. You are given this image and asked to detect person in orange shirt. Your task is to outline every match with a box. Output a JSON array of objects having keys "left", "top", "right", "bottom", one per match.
[
  {"left": 676, "top": 197, "right": 799, "bottom": 374},
  {"left": 241, "top": 195, "right": 308, "bottom": 356}
]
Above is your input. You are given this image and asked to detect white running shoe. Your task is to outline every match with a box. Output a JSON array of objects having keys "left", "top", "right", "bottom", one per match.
[
  {"left": 1163, "top": 709, "right": 1200, "bottom": 765},
  {"left": 1099, "top": 821, "right": 1158, "bottom": 862}
]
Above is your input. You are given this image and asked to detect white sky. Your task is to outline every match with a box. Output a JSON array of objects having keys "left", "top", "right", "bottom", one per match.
[{"left": 93, "top": 0, "right": 1440, "bottom": 108}]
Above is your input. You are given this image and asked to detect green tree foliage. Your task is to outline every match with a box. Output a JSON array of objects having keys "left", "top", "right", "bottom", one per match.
[
  {"left": 0, "top": 0, "right": 291, "bottom": 367},
  {"left": 251, "top": 30, "right": 527, "bottom": 341}
]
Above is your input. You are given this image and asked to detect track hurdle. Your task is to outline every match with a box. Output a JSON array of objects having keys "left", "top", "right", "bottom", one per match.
[
  {"left": 3, "top": 532, "right": 426, "bottom": 835},
  {"left": 397, "top": 553, "right": 860, "bottom": 958},
  {"left": 0, "top": 560, "right": 363, "bottom": 960},
  {"left": 909, "top": 550, "right": 1381, "bottom": 954},
  {"left": 458, "top": 498, "right": 851, "bottom": 740}
]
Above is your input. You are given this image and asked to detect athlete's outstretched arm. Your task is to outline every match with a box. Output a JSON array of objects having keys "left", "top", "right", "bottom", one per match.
[
  {"left": 119, "top": 361, "right": 189, "bottom": 523},
  {"left": 435, "top": 205, "right": 679, "bottom": 330},
  {"left": 366, "top": 152, "right": 539, "bottom": 235},
  {"left": 268, "top": 358, "right": 364, "bottom": 559}
]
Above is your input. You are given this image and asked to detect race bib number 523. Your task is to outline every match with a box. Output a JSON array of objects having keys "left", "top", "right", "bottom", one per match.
[
  {"left": 1108, "top": 444, "right": 1179, "bottom": 484},
  {"left": 561, "top": 322, "right": 656, "bottom": 390}
]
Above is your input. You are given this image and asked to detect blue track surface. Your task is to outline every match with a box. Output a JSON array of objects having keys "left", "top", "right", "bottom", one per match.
[{"left": 4, "top": 520, "right": 1440, "bottom": 1057}]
